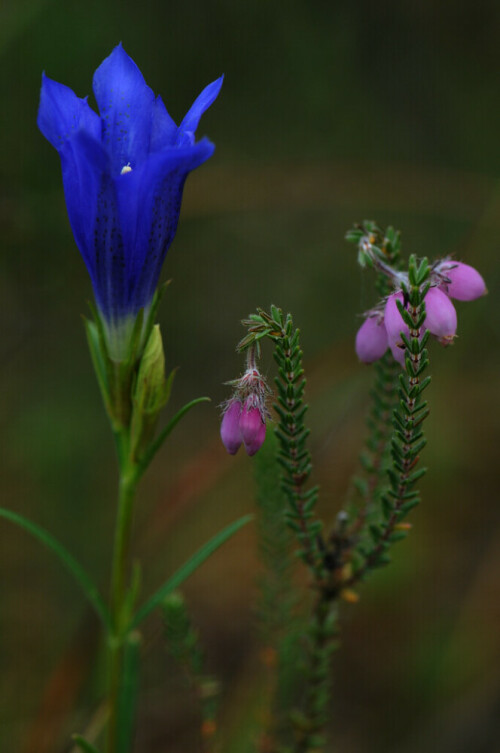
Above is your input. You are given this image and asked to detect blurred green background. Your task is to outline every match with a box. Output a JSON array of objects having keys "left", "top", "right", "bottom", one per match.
[{"left": 1, "top": 0, "right": 499, "bottom": 750}]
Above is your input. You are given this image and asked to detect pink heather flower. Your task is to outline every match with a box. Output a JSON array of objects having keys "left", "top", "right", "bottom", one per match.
[
  {"left": 438, "top": 261, "right": 487, "bottom": 301},
  {"left": 389, "top": 341, "right": 406, "bottom": 366},
  {"left": 355, "top": 315, "right": 388, "bottom": 364},
  {"left": 424, "top": 287, "right": 457, "bottom": 344},
  {"left": 239, "top": 397, "right": 266, "bottom": 456},
  {"left": 220, "top": 399, "right": 243, "bottom": 455},
  {"left": 384, "top": 292, "right": 409, "bottom": 349},
  {"left": 384, "top": 291, "right": 424, "bottom": 364}
]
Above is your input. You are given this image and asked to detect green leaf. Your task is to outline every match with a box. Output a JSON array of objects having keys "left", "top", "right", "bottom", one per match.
[
  {"left": 0, "top": 507, "right": 111, "bottom": 631},
  {"left": 72, "top": 735, "right": 102, "bottom": 753},
  {"left": 131, "top": 515, "right": 253, "bottom": 627},
  {"left": 137, "top": 396, "right": 210, "bottom": 474},
  {"left": 83, "top": 317, "right": 111, "bottom": 416}
]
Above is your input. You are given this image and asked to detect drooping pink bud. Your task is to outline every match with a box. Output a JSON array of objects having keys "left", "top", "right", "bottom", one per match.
[
  {"left": 220, "top": 399, "right": 243, "bottom": 455},
  {"left": 424, "top": 287, "right": 457, "bottom": 344},
  {"left": 355, "top": 316, "right": 388, "bottom": 364},
  {"left": 384, "top": 293, "right": 409, "bottom": 349},
  {"left": 239, "top": 399, "right": 266, "bottom": 456},
  {"left": 439, "top": 261, "right": 487, "bottom": 301}
]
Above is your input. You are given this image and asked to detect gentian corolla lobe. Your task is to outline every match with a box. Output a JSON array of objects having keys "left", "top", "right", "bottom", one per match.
[{"left": 38, "top": 43, "right": 223, "bottom": 358}]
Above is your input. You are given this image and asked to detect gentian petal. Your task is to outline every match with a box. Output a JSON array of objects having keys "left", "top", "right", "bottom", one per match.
[
  {"left": 92, "top": 43, "right": 155, "bottom": 174},
  {"left": 150, "top": 95, "right": 177, "bottom": 152},
  {"left": 177, "top": 76, "right": 224, "bottom": 143},
  {"left": 38, "top": 73, "right": 100, "bottom": 150},
  {"left": 59, "top": 131, "right": 128, "bottom": 321},
  {"left": 116, "top": 138, "right": 215, "bottom": 313},
  {"left": 58, "top": 131, "right": 108, "bottom": 275}
]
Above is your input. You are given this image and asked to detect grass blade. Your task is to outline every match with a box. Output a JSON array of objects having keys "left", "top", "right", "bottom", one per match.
[
  {"left": 132, "top": 515, "right": 252, "bottom": 627},
  {"left": 0, "top": 507, "right": 111, "bottom": 631},
  {"left": 137, "top": 396, "right": 210, "bottom": 474}
]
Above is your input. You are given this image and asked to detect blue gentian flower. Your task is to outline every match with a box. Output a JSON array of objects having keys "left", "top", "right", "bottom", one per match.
[{"left": 38, "top": 43, "right": 222, "bottom": 359}]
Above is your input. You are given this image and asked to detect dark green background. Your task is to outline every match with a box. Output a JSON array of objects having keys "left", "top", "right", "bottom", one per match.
[{"left": 1, "top": 1, "right": 499, "bottom": 751}]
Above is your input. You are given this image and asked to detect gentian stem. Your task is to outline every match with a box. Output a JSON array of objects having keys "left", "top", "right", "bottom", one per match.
[{"left": 106, "top": 430, "right": 139, "bottom": 753}]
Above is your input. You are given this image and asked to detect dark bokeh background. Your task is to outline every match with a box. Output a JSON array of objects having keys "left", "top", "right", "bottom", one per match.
[{"left": 1, "top": 1, "right": 499, "bottom": 751}]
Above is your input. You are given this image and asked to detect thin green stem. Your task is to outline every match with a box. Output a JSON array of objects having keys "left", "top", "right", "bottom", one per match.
[
  {"left": 106, "top": 439, "right": 139, "bottom": 753},
  {"left": 292, "top": 595, "right": 338, "bottom": 753}
]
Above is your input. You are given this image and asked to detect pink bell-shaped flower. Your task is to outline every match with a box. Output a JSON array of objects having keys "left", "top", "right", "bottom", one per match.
[
  {"left": 424, "top": 287, "right": 457, "bottom": 345},
  {"left": 389, "top": 341, "right": 406, "bottom": 366},
  {"left": 355, "top": 316, "right": 388, "bottom": 364},
  {"left": 384, "top": 293, "right": 409, "bottom": 349},
  {"left": 239, "top": 398, "right": 266, "bottom": 456},
  {"left": 220, "top": 399, "right": 243, "bottom": 455},
  {"left": 439, "top": 261, "right": 487, "bottom": 301}
]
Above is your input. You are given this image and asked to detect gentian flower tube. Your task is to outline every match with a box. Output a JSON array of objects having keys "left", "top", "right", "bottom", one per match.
[{"left": 38, "top": 43, "right": 222, "bottom": 360}]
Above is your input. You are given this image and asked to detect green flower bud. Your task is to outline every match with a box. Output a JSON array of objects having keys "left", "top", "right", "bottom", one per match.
[
  {"left": 130, "top": 325, "right": 170, "bottom": 460},
  {"left": 135, "top": 324, "right": 167, "bottom": 413}
]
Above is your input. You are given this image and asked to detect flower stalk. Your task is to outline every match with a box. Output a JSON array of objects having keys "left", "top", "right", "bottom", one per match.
[
  {"left": 106, "top": 434, "right": 140, "bottom": 753},
  {"left": 348, "top": 224, "right": 402, "bottom": 533},
  {"left": 237, "top": 307, "right": 324, "bottom": 583},
  {"left": 345, "top": 253, "right": 431, "bottom": 587},
  {"left": 236, "top": 307, "right": 338, "bottom": 753}
]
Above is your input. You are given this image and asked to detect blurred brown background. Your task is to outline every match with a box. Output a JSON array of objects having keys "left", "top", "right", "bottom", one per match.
[{"left": 1, "top": 0, "right": 499, "bottom": 751}]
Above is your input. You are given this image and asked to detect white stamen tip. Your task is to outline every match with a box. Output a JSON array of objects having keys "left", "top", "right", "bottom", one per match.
[{"left": 121, "top": 163, "right": 132, "bottom": 175}]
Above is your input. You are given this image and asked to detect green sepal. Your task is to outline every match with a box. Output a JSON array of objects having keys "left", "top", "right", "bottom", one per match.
[
  {"left": 124, "top": 308, "right": 145, "bottom": 367},
  {"left": 83, "top": 316, "right": 112, "bottom": 419},
  {"left": 141, "top": 280, "right": 171, "bottom": 353}
]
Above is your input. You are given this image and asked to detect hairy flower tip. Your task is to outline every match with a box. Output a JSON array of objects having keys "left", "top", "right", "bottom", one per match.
[
  {"left": 384, "top": 292, "right": 409, "bottom": 349},
  {"left": 355, "top": 315, "right": 388, "bottom": 364},
  {"left": 239, "top": 398, "right": 266, "bottom": 456},
  {"left": 438, "top": 261, "right": 487, "bottom": 301},
  {"left": 220, "top": 399, "right": 242, "bottom": 455},
  {"left": 424, "top": 287, "right": 457, "bottom": 341}
]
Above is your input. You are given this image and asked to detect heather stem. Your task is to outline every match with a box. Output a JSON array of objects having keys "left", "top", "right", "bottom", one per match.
[
  {"left": 345, "top": 254, "right": 431, "bottom": 588},
  {"left": 292, "top": 595, "right": 338, "bottom": 753}
]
